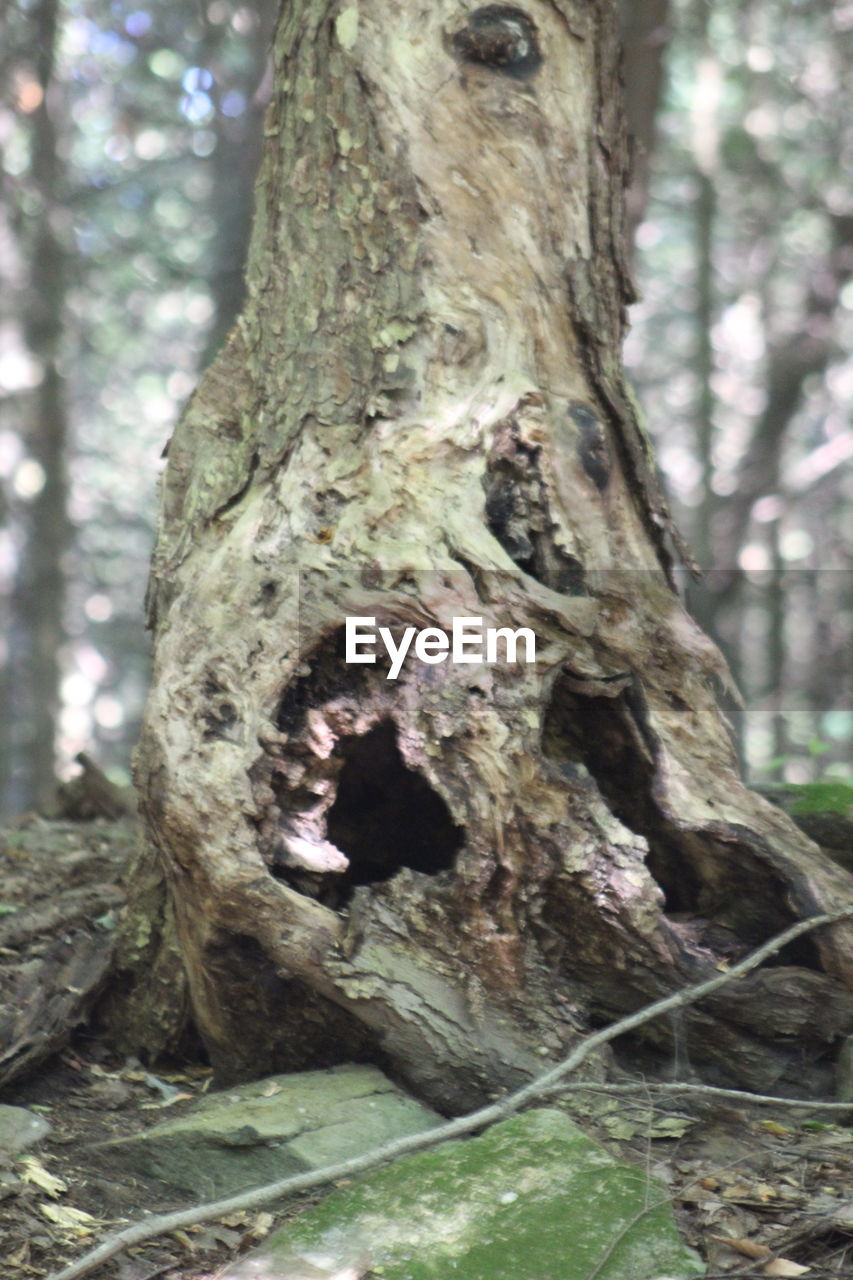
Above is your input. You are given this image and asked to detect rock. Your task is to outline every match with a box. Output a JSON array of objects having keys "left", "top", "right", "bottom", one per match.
[
  {"left": 0, "top": 1103, "right": 51, "bottom": 1154},
  {"left": 89, "top": 1064, "right": 442, "bottom": 1198},
  {"left": 87, "top": 1077, "right": 133, "bottom": 1110},
  {"left": 222, "top": 1107, "right": 704, "bottom": 1280}
]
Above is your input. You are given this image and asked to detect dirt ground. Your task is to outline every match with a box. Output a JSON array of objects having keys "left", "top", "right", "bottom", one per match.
[{"left": 1, "top": 814, "right": 852, "bottom": 1280}]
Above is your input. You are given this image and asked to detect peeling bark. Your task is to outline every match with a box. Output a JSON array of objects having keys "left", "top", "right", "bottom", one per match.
[{"left": 135, "top": 0, "right": 853, "bottom": 1112}]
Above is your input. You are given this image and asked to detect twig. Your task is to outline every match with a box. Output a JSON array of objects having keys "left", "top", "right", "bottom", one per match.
[
  {"left": 544, "top": 1079, "right": 853, "bottom": 1111},
  {"left": 583, "top": 1194, "right": 672, "bottom": 1280},
  {"left": 47, "top": 905, "right": 853, "bottom": 1280}
]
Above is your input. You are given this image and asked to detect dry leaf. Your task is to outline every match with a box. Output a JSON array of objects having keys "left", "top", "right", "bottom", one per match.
[
  {"left": 760, "top": 1121, "right": 792, "bottom": 1136},
  {"left": 243, "top": 1211, "right": 274, "bottom": 1242},
  {"left": 711, "top": 1234, "right": 771, "bottom": 1259},
  {"left": 219, "top": 1211, "right": 252, "bottom": 1227},
  {"left": 170, "top": 1228, "right": 197, "bottom": 1250},
  {"left": 762, "top": 1260, "right": 810, "bottom": 1276},
  {"left": 19, "top": 1156, "right": 67, "bottom": 1197},
  {"left": 261, "top": 1081, "right": 282, "bottom": 1097},
  {"left": 39, "top": 1202, "right": 103, "bottom": 1234}
]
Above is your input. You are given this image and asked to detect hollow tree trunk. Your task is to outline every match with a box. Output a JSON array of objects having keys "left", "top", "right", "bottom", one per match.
[{"left": 135, "top": 0, "right": 853, "bottom": 1113}]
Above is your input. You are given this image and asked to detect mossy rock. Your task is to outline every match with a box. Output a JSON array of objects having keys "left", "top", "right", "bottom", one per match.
[
  {"left": 225, "top": 1108, "right": 703, "bottom": 1280},
  {"left": 90, "top": 1065, "right": 442, "bottom": 1198}
]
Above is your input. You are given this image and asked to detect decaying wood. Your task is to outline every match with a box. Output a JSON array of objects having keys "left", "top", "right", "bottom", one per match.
[
  {"left": 51, "top": 753, "right": 135, "bottom": 822},
  {"left": 0, "top": 884, "right": 123, "bottom": 950},
  {"left": 134, "top": 0, "right": 853, "bottom": 1111},
  {"left": 47, "top": 908, "right": 853, "bottom": 1280},
  {"left": 0, "top": 816, "right": 136, "bottom": 1088},
  {"left": 0, "top": 928, "right": 115, "bottom": 1090}
]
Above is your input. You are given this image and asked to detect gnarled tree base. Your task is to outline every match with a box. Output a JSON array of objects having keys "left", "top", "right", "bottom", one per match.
[{"left": 134, "top": 0, "right": 853, "bottom": 1114}]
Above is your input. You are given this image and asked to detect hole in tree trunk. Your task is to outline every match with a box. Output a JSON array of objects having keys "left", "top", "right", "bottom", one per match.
[
  {"left": 484, "top": 437, "right": 586, "bottom": 594},
  {"left": 542, "top": 673, "right": 817, "bottom": 965},
  {"left": 326, "top": 720, "right": 465, "bottom": 902}
]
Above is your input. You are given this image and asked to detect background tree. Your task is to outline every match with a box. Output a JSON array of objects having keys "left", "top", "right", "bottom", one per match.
[
  {"left": 0, "top": 0, "right": 274, "bottom": 810},
  {"left": 133, "top": 0, "right": 853, "bottom": 1113},
  {"left": 0, "top": 0, "right": 72, "bottom": 810},
  {"left": 627, "top": 0, "right": 853, "bottom": 779}
]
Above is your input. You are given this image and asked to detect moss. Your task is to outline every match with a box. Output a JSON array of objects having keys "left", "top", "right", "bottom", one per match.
[
  {"left": 256, "top": 1110, "right": 703, "bottom": 1280},
  {"left": 784, "top": 781, "right": 853, "bottom": 818}
]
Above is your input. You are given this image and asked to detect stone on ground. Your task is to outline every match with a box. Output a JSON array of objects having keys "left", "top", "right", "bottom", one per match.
[
  {"left": 223, "top": 1107, "right": 704, "bottom": 1280},
  {"left": 0, "top": 1104, "right": 51, "bottom": 1154},
  {"left": 89, "top": 1064, "right": 442, "bottom": 1198}
]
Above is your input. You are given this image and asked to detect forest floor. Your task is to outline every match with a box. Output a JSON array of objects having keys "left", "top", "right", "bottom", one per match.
[{"left": 1, "top": 812, "right": 852, "bottom": 1280}]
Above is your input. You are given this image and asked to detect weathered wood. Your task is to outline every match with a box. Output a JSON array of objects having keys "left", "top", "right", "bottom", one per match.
[
  {"left": 136, "top": 0, "right": 853, "bottom": 1111},
  {"left": 51, "top": 753, "right": 135, "bottom": 822},
  {"left": 0, "top": 817, "right": 136, "bottom": 1088}
]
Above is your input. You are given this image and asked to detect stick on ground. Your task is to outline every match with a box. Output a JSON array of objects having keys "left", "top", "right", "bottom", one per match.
[{"left": 47, "top": 906, "right": 853, "bottom": 1280}]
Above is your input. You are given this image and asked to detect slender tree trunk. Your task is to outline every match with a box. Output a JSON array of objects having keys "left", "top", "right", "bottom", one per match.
[
  {"left": 16, "top": 0, "right": 72, "bottom": 807},
  {"left": 134, "top": 0, "right": 853, "bottom": 1113},
  {"left": 198, "top": 0, "right": 279, "bottom": 368},
  {"left": 620, "top": 0, "right": 670, "bottom": 246}
]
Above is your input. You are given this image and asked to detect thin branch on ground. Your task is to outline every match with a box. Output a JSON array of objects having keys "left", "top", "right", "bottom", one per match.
[
  {"left": 46, "top": 905, "right": 853, "bottom": 1280},
  {"left": 582, "top": 1194, "right": 673, "bottom": 1280},
  {"left": 544, "top": 1079, "right": 853, "bottom": 1111}
]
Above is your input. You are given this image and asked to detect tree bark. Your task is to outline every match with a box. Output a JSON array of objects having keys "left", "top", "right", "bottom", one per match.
[{"left": 134, "top": 0, "right": 853, "bottom": 1113}]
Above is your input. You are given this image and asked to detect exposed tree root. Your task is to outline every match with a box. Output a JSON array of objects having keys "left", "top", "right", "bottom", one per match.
[{"left": 48, "top": 906, "right": 853, "bottom": 1280}]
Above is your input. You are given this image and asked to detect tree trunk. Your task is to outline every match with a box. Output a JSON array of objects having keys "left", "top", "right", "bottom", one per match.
[
  {"left": 135, "top": 0, "right": 853, "bottom": 1114},
  {"left": 7, "top": 0, "right": 73, "bottom": 809}
]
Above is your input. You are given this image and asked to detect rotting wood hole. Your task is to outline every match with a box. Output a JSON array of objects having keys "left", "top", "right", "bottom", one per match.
[
  {"left": 484, "top": 440, "right": 586, "bottom": 595},
  {"left": 202, "top": 672, "right": 237, "bottom": 740},
  {"left": 276, "top": 627, "right": 371, "bottom": 735},
  {"left": 326, "top": 720, "right": 465, "bottom": 903},
  {"left": 541, "top": 673, "right": 817, "bottom": 966},
  {"left": 450, "top": 6, "right": 543, "bottom": 80}
]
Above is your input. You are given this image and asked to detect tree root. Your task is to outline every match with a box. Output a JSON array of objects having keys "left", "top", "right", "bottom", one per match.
[{"left": 47, "top": 906, "right": 853, "bottom": 1280}]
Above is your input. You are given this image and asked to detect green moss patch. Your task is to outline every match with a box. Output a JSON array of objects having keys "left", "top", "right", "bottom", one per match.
[{"left": 228, "top": 1108, "right": 703, "bottom": 1280}]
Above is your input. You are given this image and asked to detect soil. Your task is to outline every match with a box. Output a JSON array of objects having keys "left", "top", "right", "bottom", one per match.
[{"left": 1, "top": 813, "right": 852, "bottom": 1279}]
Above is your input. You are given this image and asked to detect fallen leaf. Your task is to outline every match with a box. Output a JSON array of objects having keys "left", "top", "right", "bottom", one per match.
[
  {"left": 711, "top": 1234, "right": 771, "bottom": 1259},
  {"left": 218, "top": 1212, "right": 252, "bottom": 1227},
  {"left": 169, "top": 1228, "right": 196, "bottom": 1251},
  {"left": 3, "top": 1241, "right": 30, "bottom": 1266},
  {"left": 261, "top": 1081, "right": 282, "bottom": 1097},
  {"left": 602, "top": 1117, "right": 638, "bottom": 1140},
  {"left": 19, "top": 1156, "right": 67, "bottom": 1197},
  {"left": 39, "top": 1202, "right": 103, "bottom": 1233},
  {"left": 759, "top": 1121, "right": 792, "bottom": 1136},
  {"left": 243, "top": 1211, "right": 274, "bottom": 1242},
  {"left": 650, "top": 1115, "right": 692, "bottom": 1138},
  {"left": 762, "top": 1260, "right": 810, "bottom": 1276}
]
